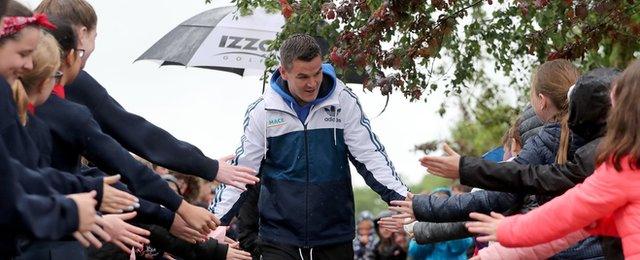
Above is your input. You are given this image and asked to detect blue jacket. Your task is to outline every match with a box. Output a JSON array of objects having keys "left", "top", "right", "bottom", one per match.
[
  {"left": 514, "top": 123, "right": 584, "bottom": 166},
  {"left": 408, "top": 238, "right": 472, "bottom": 260},
  {"left": 212, "top": 64, "right": 408, "bottom": 247}
]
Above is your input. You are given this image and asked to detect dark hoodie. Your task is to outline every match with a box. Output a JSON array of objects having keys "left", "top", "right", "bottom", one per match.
[{"left": 458, "top": 68, "right": 622, "bottom": 259}]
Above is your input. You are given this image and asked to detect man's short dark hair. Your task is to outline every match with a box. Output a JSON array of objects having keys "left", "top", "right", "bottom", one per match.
[{"left": 279, "top": 34, "right": 321, "bottom": 70}]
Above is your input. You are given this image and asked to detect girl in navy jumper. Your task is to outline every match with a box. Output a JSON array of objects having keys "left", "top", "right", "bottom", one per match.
[
  {"left": 36, "top": 0, "right": 259, "bottom": 191},
  {"left": 0, "top": 2, "right": 102, "bottom": 256},
  {"left": 11, "top": 29, "right": 158, "bottom": 256},
  {"left": 35, "top": 15, "right": 220, "bottom": 238}
]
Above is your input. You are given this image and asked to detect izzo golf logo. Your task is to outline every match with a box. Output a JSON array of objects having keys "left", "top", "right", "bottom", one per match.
[
  {"left": 324, "top": 106, "right": 341, "bottom": 122},
  {"left": 219, "top": 35, "right": 272, "bottom": 52}
]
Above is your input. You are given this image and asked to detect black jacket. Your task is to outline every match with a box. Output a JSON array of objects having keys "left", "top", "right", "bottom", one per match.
[
  {"left": 236, "top": 181, "right": 260, "bottom": 258},
  {"left": 413, "top": 190, "right": 523, "bottom": 222},
  {"left": 458, "top": 68, "right": 622, "bottom": 260},
  {"left": 66, "top": 71, "right": 219, "bottom": 181},
  {"left": 36, "top": 95, "right": 183, "bottom": 212},
  {"left": 460, "top": 138, "right": 599, "bottom": 196},
  {"left": 413, "top": 222, "right": 472, "bottom": 244},
  {"left": 413, "top": 122, "right": 583, "bottom": 222}
]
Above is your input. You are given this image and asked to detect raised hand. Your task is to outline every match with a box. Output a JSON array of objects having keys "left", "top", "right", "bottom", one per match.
[
  {"left": 67, "top": 190, "right": 97, "bottom": 232},
  {"left": 102, "top": 212, "right": 151, "bottom": 254},
  {"left": 419, "top": 143, "right": 461, "bottom": 179},
  {"left": 177, "top": 201, "right": 220, "bottom": 235},
  {"left": 100, "top": 175, "right": 139, "bottom": 213},
  {"left": 170, "top": 214, "right": 207, "bottom": 243},
  {"left": 465, "top": 212, "right": 505, "bottom": 242},
  {"left": 215, "top": 155, "right": 259, "bottom": 191}
]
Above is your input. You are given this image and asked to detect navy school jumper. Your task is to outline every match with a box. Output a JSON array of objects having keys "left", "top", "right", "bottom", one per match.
[
  {"left": 81, "top": 166, "right": 176, "bottom": 229},
  {"left": 36, "top": 93, "right": 183, "bottom": 211},
  {"left": 66, "top": 70, "right": 219, "bottom": 181},
  {"left": 0, "top": 79, "right": 80, "bottom": 256},
  {"left": 25, "top": 112, "right": 176, "bottom": 229},
  {"left": 0, "top": 80, "right": 104, "bottom": 199}
]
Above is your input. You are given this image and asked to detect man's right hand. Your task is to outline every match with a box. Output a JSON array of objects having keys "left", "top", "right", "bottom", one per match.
[
  {"left": 170, "top": 214, "right": 206, "bottom": 243},
  {"left": 100, "top": 175, "right": 139, "bottom": 213},
  {"left": 215, "top": 155, "right": 259, "bottom": 191},
  {"left": 176, "top": 200, "right": 220, "bottom": 235},
  {"left": 67, "top": 190, "right": 97, "bottom": 232}
]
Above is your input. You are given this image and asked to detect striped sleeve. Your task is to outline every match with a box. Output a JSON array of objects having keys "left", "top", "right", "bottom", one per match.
[
  {"left": 210, "top": 98, "right": 265, "bottom": 224},
  {"left": 342, "top": 88, "right": 408, "bottom": 203}
]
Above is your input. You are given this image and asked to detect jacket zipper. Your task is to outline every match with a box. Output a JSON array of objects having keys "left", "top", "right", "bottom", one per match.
[{"left": 303, "top": 123, "right": 310, "bottom": 248}]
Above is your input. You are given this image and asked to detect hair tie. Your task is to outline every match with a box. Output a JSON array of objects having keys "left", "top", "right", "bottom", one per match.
[{"left": 0, "top": 13, "right": 57, "bottom": 39}]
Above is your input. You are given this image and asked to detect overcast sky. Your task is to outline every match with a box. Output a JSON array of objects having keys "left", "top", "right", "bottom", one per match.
[{"left": 22, "top": 0, "right": 461, "bottom": 187}]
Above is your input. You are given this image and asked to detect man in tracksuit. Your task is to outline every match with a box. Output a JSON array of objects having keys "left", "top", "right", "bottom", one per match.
[{"left": 212, "top": 34, "right": 409, "bottom": 259}]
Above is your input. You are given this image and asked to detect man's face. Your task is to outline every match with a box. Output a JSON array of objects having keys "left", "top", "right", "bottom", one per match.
[{"left": 280, "top": 55, "right": 323, "bottom": 106}]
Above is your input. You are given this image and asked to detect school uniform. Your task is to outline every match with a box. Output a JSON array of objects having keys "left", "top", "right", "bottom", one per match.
[
  {"left": 66, "top": 70, "right": 219, "bottom": 181},
  {"left": 25, "top": 113, "right": 52, "bottom": 167},
  {"left": 0, "top": 78, "right": 80, "bottom": 257},
  {"left": 36, "top": 89, "right": 183, "bottom": 212},
  {"left": 81, "top": 166, "right": 176, "bottom": 229}
]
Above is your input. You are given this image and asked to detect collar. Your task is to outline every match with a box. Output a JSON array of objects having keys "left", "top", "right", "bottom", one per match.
[
  {"left": 27, "top": 103, "right": 35, "bottom": 114},
  {"left": 51, "top": 84, "right": 65, "bottom": 99}
]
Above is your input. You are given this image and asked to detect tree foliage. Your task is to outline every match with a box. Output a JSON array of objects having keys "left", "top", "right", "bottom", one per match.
[
  {"left": 210, "top": 0, "right": 640, "bottom": 101},
  {"left": 206, "top": 0, "right": 640, "bottom": 213}
]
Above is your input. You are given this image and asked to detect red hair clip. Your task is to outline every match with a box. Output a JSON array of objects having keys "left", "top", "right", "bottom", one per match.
[{"left": 0, "top": 13, "right": 57, "bottom": 39}]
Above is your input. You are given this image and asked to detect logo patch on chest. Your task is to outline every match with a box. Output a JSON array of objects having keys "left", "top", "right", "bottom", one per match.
[
  {"left": 323, "top": 106, "right": 342, "bottom": 122},
  {"left": 267, "top": 117, "right": 286, "bottom": 127}
]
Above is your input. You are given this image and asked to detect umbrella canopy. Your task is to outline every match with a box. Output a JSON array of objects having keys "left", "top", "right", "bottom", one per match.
[{"left": 136, "top": 6, "right": 284, "bottom": 76}]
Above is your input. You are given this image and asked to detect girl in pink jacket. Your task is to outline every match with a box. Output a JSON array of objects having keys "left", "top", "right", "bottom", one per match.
[{"left": 466, "top": 59, "right": 640, "bottom": 259}]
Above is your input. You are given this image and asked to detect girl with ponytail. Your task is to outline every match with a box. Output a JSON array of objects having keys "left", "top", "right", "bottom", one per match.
[{"left": 525, "top": 59, "right": 580, "bottom": 165}]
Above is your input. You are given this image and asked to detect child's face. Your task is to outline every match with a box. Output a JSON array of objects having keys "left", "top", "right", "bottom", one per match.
[
  {"left": 503, "top": 138, "right": 521, "bottom": 161},
  {"left": 0, "top": 28, "right": 40, "bottom": 84},
  {"left": 357, "top": 221, "right": 373, "bottom": 236},
  {"left": 393, "top": 231, "right": 407, "bottom": 246},
  {"left": 378, "top": 226, "right": 393, "bottom": 239}
]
